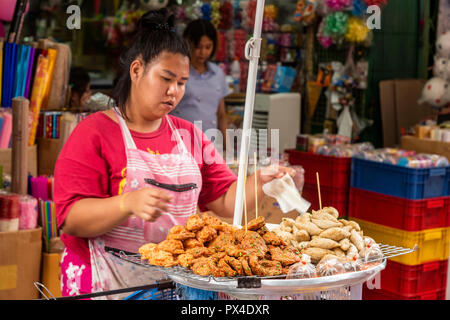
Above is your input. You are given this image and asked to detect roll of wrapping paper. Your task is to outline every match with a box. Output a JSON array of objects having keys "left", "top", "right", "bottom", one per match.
[
  {"left": 0, "top": 194, "right": 20, "bottom": 232},
  {"left": 12, "top": 97, "right": 29, "bottom": 195},
  {"left": 47, "top": 43, "right": 71, "bottom": 110},
  {"left": 19, "top": 195, "right": 38, "bottom": 230},
  {"left": 40, "top": 48, "right": 58, "bottom": 109},
  {"left": 28, "top": 53, "right": 49, "bottom": 146}
]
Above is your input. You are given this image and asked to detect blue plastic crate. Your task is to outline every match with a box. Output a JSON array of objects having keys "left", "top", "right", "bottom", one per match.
[
  {"left": 124, "top": 288, "right": 177, "bottom": 300},
  {"left": 351, "top": 158, "right": 450, "bottom": 200}
]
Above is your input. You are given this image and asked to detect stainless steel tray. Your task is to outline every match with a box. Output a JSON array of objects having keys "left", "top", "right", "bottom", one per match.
[{"left": 115, "top": 243, "right": 417, "bottom": 296}]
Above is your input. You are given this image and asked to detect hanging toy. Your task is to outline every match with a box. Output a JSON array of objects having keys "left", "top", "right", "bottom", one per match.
[
  {"left": 219, "top": 1, "right": 233, "bottom": 30},
  {"left": 317, "top": 17, "right": 334, "bottom": 48},
  {"left": 263, "top": 4, "right": 279, "bottom": 32},
  {"left": 294, "top": 0, "right": 319, "bottom": 26},
  {"left": 201, "top": 2, "right": 212, "bottom": 21},
  {"left": 210, "top": 0, "right": 221, "bottom": 29},
  {"left": 352, "top": 0, "right": 368, "bottom": 16},
  {"left": 418, "top": 77, "right": 450, "bottom": 108},
  {"left": 345, "top": 16, "right": 370, "bottom": 43},
  {"left": 186, "top": 0, "right": 203, "bottom": 20},
  {"left": 325, "top": 0, "right": 352, "bottom": 12},
  {"left": 233, "top": 0, "right": 243, "bottom": 29},
  {"left": 433, "top": 57, "right": 450, "bottom": 81},
  {"left": 242, "top": 0, "right": 257, "bottom": 32},
  {"left": 436, "top": 31, "right": 450, "bottom": 59},
  {"left": 323, "top": 11, "right": 349, "bottom": 38}
]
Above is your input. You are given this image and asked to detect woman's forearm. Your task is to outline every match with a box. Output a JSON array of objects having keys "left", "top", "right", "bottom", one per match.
[{"left": 62, "top": 195, "right": 130, "bottom": 238}]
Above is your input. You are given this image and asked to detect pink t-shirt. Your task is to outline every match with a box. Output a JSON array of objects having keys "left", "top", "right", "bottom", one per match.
[{"left": 54, "top": 112, "right": 237, "bottom": 264}]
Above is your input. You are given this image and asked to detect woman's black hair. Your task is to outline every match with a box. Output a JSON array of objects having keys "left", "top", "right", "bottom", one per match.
[
  {"left": 112, "top": 8, "right": 190, "bottom": 120},
  {"left": 183, "top": 19, "right": 218, "bottom": 58}
]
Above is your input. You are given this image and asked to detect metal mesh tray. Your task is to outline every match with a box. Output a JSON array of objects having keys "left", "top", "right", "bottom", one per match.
[{"left": 114, "top": 243, "right": 417, "bottom": 296}]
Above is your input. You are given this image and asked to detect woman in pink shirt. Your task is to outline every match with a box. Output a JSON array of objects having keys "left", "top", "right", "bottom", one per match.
[{"left": 54, "top": 9, "right": 296, "bottom": 299}]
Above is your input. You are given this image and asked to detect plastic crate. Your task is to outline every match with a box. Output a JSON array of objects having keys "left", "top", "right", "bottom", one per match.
[
  {"left": 352, "top": 218, "right": 450, "bottom": 266},
  {"left": 376, "top": 260, "right": 448, "bottom": 296},
  {"left": 124, "top": 288, "right": 177, "bottom": 300},
  {"left": 286, "top": 150, "right": 352, "bottom": 189},
  {"left": 363, "top": 287, "right": 446, "bottom": 300},
  {"left": 349, "top": 188, "right": 450, "bottom": 231},
  {"left": 302, "top": 183, "right": 349, "bottom": 217},
  {"left": 351, "top": 158, "right": 450, "bottom": 200}
]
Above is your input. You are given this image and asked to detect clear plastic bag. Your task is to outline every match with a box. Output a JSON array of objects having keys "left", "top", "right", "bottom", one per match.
[
  {"left": 316, "top": 257, "right": 346, "bottom": 277},
  {"left": 286, "top": 254, "right": 316, "bottom": 279}
]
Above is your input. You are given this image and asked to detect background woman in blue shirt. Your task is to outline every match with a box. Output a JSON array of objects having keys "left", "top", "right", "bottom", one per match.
[{"left": 171, "top": 19, "right": 231, "bottom": 151}]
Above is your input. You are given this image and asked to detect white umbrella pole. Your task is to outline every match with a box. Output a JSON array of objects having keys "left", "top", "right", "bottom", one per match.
[{"left": 232, "top": 0, "right": 265, "bottom": 227}]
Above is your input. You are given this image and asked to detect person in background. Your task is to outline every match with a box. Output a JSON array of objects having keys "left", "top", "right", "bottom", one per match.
[
  {"left": 69, "top": 67, "right": 91, "bottom": 110},
  {"left": 171, "top": 19, "right": 230, "bottom": 152}
]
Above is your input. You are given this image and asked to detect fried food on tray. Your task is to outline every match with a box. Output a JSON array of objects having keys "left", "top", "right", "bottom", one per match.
[
  {"left": 262, "top": 231, "right": 286, "bottom": 246},
  {"left": 218, "top": 258, "right": 238, "bottom": 277},
  {"left": 183, "top": 238, "right": 203, "bottom": 250},
  {"left": 268, "top": 245, "right": 301, "bottom": 266},
  {"left": 177, "top": 253, "right": 195, "bottom": 268},
  {"left": 139, "top": 243, "right": 157, "bottom": 260},
  {"left": 167, "top": 225, "right": 196, "bottom": 240},
  {"left": 157, "top": 239, "right": 184, "bottom": 255},
  {"left": 239, "top": 231, "right": 268, "bottom": 258},
  {"left": 246, "top": 216, "right": 265, "bottom": 231},
  {"left": 196, "top": 225, "right": 218, "bottom": 243},
  {"left": 207, "top": 233, "right": 235, "bottom": 252},
  {"left": 186, "top": 214, "right": 205, "bottom": 232},
  {"left": 249, "top": 254, "right": 283, "bottom": 277},
  {"left": 186, "top": 246, "right": 214, "bottom": 258},
  {"left": 148, "top": 250, "right": 178, "bottom": 268},
  {"left": 238, "top": 256, "right": 253, "bottom": 276}
]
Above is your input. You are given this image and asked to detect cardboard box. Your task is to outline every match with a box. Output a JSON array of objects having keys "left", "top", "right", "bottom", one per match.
[
  {"left": 40, "top": 253, "right": 62, "bottom": 299},
  {"left": 37, "top": 138, "right": 61, "bottom": 176},
  {"left": 380, "top": 79, "right": 433, "bottom": 147},
  {"left": 0, "top": 145, "right": 37, "bottom": 177},
  {"left": 0, "top": 228, "right": 42, "bottom": 300},
  {"left": 401, "top": 135, "right": 450, "bottom": 160}
]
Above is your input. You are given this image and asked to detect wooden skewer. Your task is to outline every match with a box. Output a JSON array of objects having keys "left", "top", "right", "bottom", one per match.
[
  {"left": 244, "top": 174, "right": 248, "bottom": 234},
  {"left": 316, "top": 172, "right": 322, "bottom": 210},
  {"left": 254, "top": 152, "right": 258, "bottom": 219}
]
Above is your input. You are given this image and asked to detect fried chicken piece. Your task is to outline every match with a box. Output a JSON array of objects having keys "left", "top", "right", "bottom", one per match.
[
  {"left": 263, "top": 231, "right": 287, "bottom": 246},
  {"left": 139, "top": 243, "right": 157, "bottom": 260},
  {"left": 216, "top": 224, "right": 238, "bottom": 234},
  {"left": 191, "top": 257, "right": 214, "bottom": 277},
  {"left": 167, "top": 225, "right": 196, "bottom": 241},
  {"left": 238, "top": 256, "right": 253, "bottom": 276},
  {"left": 186, "top": 214, "right": 205, "bottom": 232},
  {"left": 147, "top": 250, "right": 178, "bottom": 268},
  {"left": 183, "top": 238, "right": 203, "bottom": 250},
  {"left": 177, "top": 253, "right": 195, "bottom": 268},
  {"left": 248, "top": 254, "right": 283, "bottom": 277},
  {"left": 223, "top": 255, "right": 244, "bottom": 276},
  {"left": 246, "top": 216, "right": 266, "bottom": 231},
  {"left": 217, "top": 258, "right": 238, "bottom": 277},
  {"left": 157, "top": 239, "right": 184, "bottom": 255},
  {"left": 239, "top": 231, "right": 268, "bottom": 258},
  {"left": 208, "top": 233, "right": 235, "bottom": 252},
  {"left": 268, "top": 245, "right": 301, "bottom": 266},
  {"left": 196, "top": 225, "right": 218, "bottom": 244},
  {"left": 186, "top": 246, "right": 214, "bottom": 258},
  {"left": 211, "top": 251, "right": 227, "bottom": 262}
]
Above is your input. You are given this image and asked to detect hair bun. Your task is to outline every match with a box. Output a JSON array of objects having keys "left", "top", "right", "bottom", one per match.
[{"left": 137, "top": 8, "right": 175, "bottom": 32}]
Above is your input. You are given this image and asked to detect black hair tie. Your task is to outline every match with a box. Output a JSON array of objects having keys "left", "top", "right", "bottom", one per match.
[{"left": 155, "top": 22, "right": 170, "bottom": 30}]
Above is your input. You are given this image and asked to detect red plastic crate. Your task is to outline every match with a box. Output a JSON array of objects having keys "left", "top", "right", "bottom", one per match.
[
  {"left": 286, "top": 150, "right": 352, "bottom": 190},
  {"left": 376, "top": 260, "right": 448, "bottom": 296},
  {"left": 363, "top": 287, "right": 446, "bottom": 300},
  {"left": 349, "top": 187, "right": 450, "bottom": 231},
  {"left": 302, "top": 183, "right": 349, "bottom": 217}
]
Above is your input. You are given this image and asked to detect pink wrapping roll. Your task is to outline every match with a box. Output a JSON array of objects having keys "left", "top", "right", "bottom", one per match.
[
  {"left": 19, "top": 195, "right": 38, "bottom": 230},
  {"left": 0, "top": 194, "right": 20, "bottom": 232}
]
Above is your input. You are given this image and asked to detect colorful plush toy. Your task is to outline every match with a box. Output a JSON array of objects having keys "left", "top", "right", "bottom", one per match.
[
  {"left": 433, "top": 57, "right": 450, "bottom": 81},
  {"left": 436, "top": 31, "right": 450, "bottom": 59},
  {"left": 418, "top": 77, "right": 450, "bottom": 108},
  {"left": 294, "top": 0, "right": 319, "bottom": 26}
]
